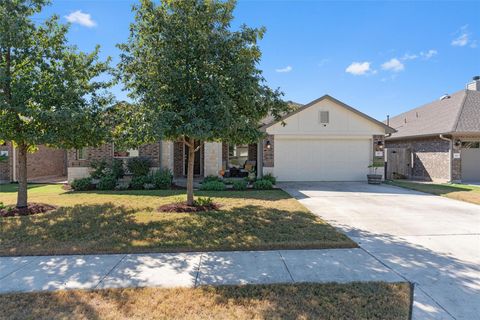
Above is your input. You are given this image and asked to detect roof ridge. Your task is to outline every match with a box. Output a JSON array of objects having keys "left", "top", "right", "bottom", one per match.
[{"left": 452, "top": 90, "right": 469, "bottom": 132}]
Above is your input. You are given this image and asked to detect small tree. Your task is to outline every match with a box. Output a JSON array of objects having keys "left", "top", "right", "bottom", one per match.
[
  {"left": 0, "top": 0, "right": 113, "bottom": 208},
  {"left": 118, "top": 0, "right": 288, "bottom": 205}
]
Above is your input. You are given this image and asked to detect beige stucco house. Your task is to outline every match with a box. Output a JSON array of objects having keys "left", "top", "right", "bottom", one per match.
[{"left": 66, "top": 95, "right": 395, "bottom": 183}]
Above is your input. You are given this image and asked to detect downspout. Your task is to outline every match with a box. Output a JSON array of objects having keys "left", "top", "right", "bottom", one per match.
[
  {"left": 12, "top": 143, "right": 16, "bottom": 182},
  {"left": 439, "top": 134, "right": 452, "bottom": 182}
]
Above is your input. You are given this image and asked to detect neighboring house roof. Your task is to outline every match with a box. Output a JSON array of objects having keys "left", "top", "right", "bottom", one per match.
[
  {"left": 386, "top": 89, "right": 480, "bottom": 140},
  {"left": 261, "top": 94, "right": 396, "bottom": 134}
]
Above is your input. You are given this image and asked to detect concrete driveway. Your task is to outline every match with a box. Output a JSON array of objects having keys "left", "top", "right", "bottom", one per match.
[{"left": 280, "top": 182, "right": 480, "bottom": 320}]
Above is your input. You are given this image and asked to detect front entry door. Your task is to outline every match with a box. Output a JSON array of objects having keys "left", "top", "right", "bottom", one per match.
[{"left": 184, "top": 141, "right": 202, "bottom": 176}]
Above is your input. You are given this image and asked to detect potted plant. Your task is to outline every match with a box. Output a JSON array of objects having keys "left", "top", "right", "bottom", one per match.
[{"left": 367, "top": 161, "right": 384, "bottom": 185}]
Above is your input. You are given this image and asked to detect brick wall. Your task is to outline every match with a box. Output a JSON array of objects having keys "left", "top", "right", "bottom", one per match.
[
  {"left": 24, "top": 145, "right": 66, "bottom": 179},
  {"left": 248, "top": 144, "right": 257, "bottom": 162},
  {"left": 139, "top": 143, "right": 160, "bottom": 167},
  {"left": 173, "top": 141, "right": 184, "bottom": 177},
  {"left": 0, "top": 142, "right": 11, "bottom": 182},
  {"left": 386, "top": 136, "right": 450, "bottom": 181},
  {"left": 263, "top": 135, "right": 274, "bottom": 168},
  {"left": 67, "top": 144, "right": 114, "bottom": 167}
]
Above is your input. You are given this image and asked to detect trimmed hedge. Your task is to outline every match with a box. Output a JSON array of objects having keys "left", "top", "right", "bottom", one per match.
[
  {"left": 71, "top": 178, "right": 93, "bottom": 191},
  {"left": 200, "top": 180, "right": 226, "bottom": 191},
  {"left": 253, "top": 179, "right": 273, "bottom": 190}
]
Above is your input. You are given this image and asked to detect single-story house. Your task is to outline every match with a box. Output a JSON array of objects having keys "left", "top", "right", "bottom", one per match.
[
  {"left": 67, "top": 95, "right": 395, "bottom": 182},
  {"left": 385, "top": 76, "right": 480, "bottom": 183},
  {"left": 0, "top": 142, "right": 66, "bottom": 183}
]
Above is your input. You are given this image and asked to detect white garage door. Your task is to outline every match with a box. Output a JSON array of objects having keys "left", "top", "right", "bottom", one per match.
[
  {"left": 274, "top": 138, "right": 371, "bottom": 181},
  {"left": 462, "top": 148, "right": 480, "bottom": 182}
]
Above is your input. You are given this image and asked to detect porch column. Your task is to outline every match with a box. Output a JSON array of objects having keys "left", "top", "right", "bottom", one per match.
[
  {"left": 160, "top": 140, "right": 174, "bottom": 172},
  {"left": 204, "top": 142, "right": 222, "bottom": 177},
  {"left": 257, "top": 139, "right": 263, "bottom": 179}
]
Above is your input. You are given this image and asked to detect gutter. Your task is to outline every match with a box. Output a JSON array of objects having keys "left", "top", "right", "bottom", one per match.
[
  {"left": 12, "top": 143, "right": 17, "bottom": 182},
  {"left": 439, "top": 134, "right": 452, "bottom": 182}
]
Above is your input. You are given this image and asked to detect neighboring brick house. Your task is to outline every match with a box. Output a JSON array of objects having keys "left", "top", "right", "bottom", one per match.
[
  {"left": 385, "top": 77, "right": 480, "bottom": 183},
  {"left": 67, "top": 95, "right": 394, "bottom": 182},
  {"left": 0, "top": 141, "right": 66, "bottom": 183}
]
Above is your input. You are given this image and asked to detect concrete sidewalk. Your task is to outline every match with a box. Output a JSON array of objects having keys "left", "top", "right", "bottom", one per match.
[{"left": 0, "top": 248, "right": 404, "bottom": 294}]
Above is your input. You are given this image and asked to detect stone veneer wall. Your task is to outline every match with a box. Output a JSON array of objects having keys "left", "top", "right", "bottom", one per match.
[
  {"left": 385, "top": 136, "right": 450, "bottom": 181},
  {"left": 204, "top": 142, "right": 222, "bottom": 177},
  {"left": 262, "top": 135, "right": 274, "bottom": 168}
]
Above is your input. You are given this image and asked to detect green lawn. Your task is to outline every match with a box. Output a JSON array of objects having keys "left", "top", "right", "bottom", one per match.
[
  {"left": 0, "top": 184, "right": 355, "bottom": 256},
  {"left": 0, "top": 282, "right": 412, "bottom": 320},
  {"left": 387, "top": 180, "right": 480, "bottom": 205}
]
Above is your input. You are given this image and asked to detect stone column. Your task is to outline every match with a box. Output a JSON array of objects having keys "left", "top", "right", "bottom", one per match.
[
  {"left": 160, "top": 141, "right": 175, "bottom": 172},
  {"left": 257, "top": 140, "right": 263, "bottom": 179},
  {"left": 204, "top": 142, "right": 222, "bottom": 177}
]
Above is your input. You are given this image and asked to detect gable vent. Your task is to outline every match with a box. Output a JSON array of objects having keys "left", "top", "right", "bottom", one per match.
[{"left": 319, "top": 111, "right": 329, "bottom": 124}]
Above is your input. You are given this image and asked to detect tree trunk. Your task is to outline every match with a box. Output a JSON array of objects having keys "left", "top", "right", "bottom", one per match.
[
  {"left": 186, "top": 137, "right": 195, "bottom": 206},
  {"left": 16, "top": 143, "right": 28, "bottom": 209}
]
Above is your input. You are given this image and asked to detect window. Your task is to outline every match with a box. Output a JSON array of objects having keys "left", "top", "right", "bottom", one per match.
[
  {"left": 461, "top": 141, "right": 480, "bottom": 149},
  {"left": 77, "top": 148, "right": 87, "bottom": 160},
  {"left": 319, "top": 111, "right": 329, "bottom": 124},
  {"left": 113, "top": 145, "right": 139, "bottom": 158},
  {"left": 228, "top": 144, "right": 248, "bottom": 168}
]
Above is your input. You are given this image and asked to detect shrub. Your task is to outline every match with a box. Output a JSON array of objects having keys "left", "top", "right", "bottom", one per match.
[
  {"left": 253, "top": 179, "right": 273, "bottom": 190},
  {"left": 203, "top": 175, "right": 222, "bottom": 183},
  {"left": 71, "top": 177, "right": 93, "bottom": 191},
  {"left": 115, "top": 181, "right": 130, "bottom": 191},
  {"left": 90, "top": 160, "right": 108, "bottom": 179},
  {"left": 96, "top": 175, "right": 117, "bottom": 190},
  {"left": 130, "top": 175, "right": 151, "bottom": 190},
  {"left": 200, "top": 180, "right": 226, "bottom": 191},
  {"left": 0, "top": 202, "right": 6, "bottom": 210},
  {"left": 90, "top": 159, "right": 124, "bottom": 179},
  {"left": 262, "top": 173, "right": 277, "bottom": 185},
  {"left": 194, "top": 197, "right": 214, "bottom": 207},
  {"left": 223, "top": 178, "right": 235, "bottom": 185},
  {"left": 232, "top": 179, "right": 248, "bottom": 190},
  {"left": 110, "top": 159, "right": 125, "bottom": 179},
  {"left": 127, "top": 157, "right": 151, "bottom": 177},
  {"left": 150, "top": 169, "right": 173, "bottom": 189}
]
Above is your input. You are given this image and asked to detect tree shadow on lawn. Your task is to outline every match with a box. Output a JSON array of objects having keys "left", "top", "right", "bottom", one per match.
[
  {"left": 0, "top": 203, "right": 354, "bottom": 256},
  {"left": 0, "top": 183, "right": 46, "bottom": 193}
]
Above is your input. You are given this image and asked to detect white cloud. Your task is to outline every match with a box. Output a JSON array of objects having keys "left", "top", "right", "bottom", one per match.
[
  {"left": 275, "top": 65, "right": 292, "bottom": 73},
  {"left": 451, "top": 25, "right": 477, "bottom": 47},
  {"left": 452, "top": 33, "right": 469, "bottom": 47},
  {"left": 345, "top": 62, "right": 371, "bottom": 76},
  {"left": 381, "top": 58, "right": 404, "bottom": 72},
  {"left": 422, "top": 49, "right": 437, "bottom": 59},
  {"left": 402, "top": 53, "right": 418, "bottom": 61},
  {"left": 65, "top": 10, "right": 96, "bottom": 28}
]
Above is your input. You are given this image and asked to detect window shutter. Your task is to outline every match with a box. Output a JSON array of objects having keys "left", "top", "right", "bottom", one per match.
[{"left": 319, "top": 111, "right": 329, "bottom": 124}]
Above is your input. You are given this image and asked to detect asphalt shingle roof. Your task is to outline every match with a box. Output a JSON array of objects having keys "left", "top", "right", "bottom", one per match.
[{"left": 387, "top": 89, "right": 480, "bottom": 139}]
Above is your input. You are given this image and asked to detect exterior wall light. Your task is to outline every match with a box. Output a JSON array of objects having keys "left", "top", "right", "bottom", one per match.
[{"left": 265, "top": 140, "right": 271, "bottom": 149}]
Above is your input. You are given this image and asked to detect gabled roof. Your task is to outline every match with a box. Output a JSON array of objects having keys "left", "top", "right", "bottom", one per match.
[
  {"left": 261, "top": 94, "right": 396, "bottom": 134},
  {"left": 387, "top": 89, "right": 480, "bottom": 140}
]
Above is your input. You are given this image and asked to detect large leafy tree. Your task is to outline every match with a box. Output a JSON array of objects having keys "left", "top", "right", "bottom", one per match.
[
  {"left": 118, "top": 0, "right": 288, "bottom": 205},
  {"left": 0, "top": 0, "right": 113, "bottom": 208}
]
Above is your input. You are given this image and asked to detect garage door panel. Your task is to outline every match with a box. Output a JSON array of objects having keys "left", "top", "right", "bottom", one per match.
[
  {"left": 274, "top": 138, "right": 370, "bottom": 181},
  {"left": 462, "top": 149, "right": 480, "bottom": 181}
]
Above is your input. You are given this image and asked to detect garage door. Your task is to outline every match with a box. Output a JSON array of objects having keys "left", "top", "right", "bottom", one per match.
[
  {"left": 462, "top": 148, "right": 480, "bottom": 182},
  {"left": 274, "top": 138, "right": 371, "bottom": 181}
]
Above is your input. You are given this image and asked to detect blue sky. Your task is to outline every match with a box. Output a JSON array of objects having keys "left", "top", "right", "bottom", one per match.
[{"left": 38, "top": 0, "right": 479, "bottom": 120}]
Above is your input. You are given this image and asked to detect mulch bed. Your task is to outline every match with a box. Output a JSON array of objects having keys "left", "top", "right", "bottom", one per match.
[
  {"left": 0, "top": 203, "right": 57, "bottom": 217},
  {"left": 158, "top": 202, "right": 221, "bottom": 213}
]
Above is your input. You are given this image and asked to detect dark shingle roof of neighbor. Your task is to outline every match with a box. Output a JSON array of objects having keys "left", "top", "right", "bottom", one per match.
[{"left": 386, "top": 89, "right": 480, "bottom": 140}]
